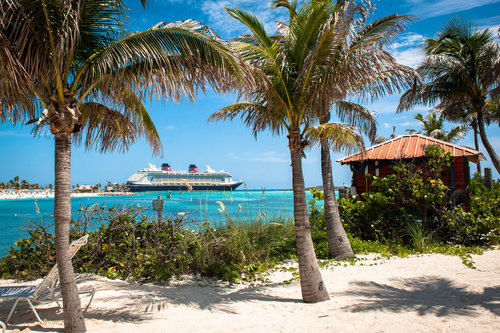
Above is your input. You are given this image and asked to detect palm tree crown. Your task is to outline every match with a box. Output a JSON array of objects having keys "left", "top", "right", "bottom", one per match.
[
  {"left": 1, "top": 0, "right": 247, "bottom": 150},
  {"left": 406, "top": 111, "right": 468, "bottom": 142},
  {"left": 398, "top": 18, "right": 500, "bottom": 173}
]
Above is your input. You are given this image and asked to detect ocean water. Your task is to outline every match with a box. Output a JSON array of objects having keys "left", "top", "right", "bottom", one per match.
[{"left": 0, "top": 190, "right": 310, "bottom": 255}]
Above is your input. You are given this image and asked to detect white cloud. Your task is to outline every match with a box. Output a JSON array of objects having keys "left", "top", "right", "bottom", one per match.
[
  {"left": 164, "top": 125, "right": 176, "bottom": 131},
  {"left": 406, "top": 0, "right": 500, "bottom": 19},
  {"left": 401, "top": 121, "right": 421, "bottom": 127},
  {"left": 391, "top": 33, "right": 425, "bottom": 49},
  {"left": 474, "top": 15, "right": 500, "bottom": 27},
  {"left": 228, "top": 151, "right": 289, "bottom": 163},
  {"left": 389, "top": 33, "right": 426, "bottom": 68},
  {"left": 199, "top": 0, "right": 288, "bottom": 38},
  {"left": 474, "top": 15, "right": 500, "bottom": 42},
  {"left": 391, "top": 47, "right": 425, "bottom": 68}
]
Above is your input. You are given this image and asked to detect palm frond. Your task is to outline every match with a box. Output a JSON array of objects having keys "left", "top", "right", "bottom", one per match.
[
  {"left": 74, "top": 101, "right": 162, "bottom": 155},
  {"left": 304, "top": 122, "right": 364, "bottom": 154},
  {"left": 399, "top": 17, "right": 500, "bottom": 122},
  {"left": 352, "top": 14, "right": 415, "bottom": 49},
  {"left": 225, "top": 8, "right": 273, "bottom": 49},
  {"left": 73, "top": 0, "right": 128, "bottom": 64},
  {"left": 209, "top": 101, "right": 287, "bottom": 137},
  {"left": 271, "top": 0, "right": 298, "bottom": 12},
  {"left": 333, "top": 101, "right": 377, "bottom": 140},
  {"left": 75, "top": 19, "right": 252, "bottom": 104},
  {"left": 445, "top": 124, "right": 468, "bottom": 142}
]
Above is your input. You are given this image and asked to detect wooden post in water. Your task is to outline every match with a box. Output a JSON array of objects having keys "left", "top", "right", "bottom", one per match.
[{"left": 152, "top": 195, "right": 164, "bottom": 223}]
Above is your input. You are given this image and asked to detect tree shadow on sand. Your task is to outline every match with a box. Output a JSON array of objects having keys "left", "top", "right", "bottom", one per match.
[
  {"left": 340, "top": 276, "right": 500, "bottom": 317},
  {"left": 84, "top": 279, "right": 299, "bottom": 316},
  {"left": 0, "top": 277, "right": 300, "bottom": 331}
]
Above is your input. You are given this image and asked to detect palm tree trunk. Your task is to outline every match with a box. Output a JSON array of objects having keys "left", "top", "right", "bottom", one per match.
[
  {"left": 289, "top": 131, "right": 330, "bottom": 303},
  {"left": 472, "top": 121, "right": 481, "bottom": 174},
  {"left": 54, "top": 132, "right": 86, "bottom": 333},
  {"left": 320, "top": 137, "right": 354, "bottom": 258},
  {"left": 475, "top": 105, "right": 500, "bottom": 174}
]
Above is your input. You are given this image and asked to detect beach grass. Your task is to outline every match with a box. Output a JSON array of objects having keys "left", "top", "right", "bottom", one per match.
[{"left": 0, "top": 201, "right": 488, "bottom": 283}]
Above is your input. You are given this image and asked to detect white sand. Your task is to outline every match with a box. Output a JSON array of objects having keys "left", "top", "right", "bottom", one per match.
[{"left": 1, "top": 249, "right": 499, "bottom": 332}]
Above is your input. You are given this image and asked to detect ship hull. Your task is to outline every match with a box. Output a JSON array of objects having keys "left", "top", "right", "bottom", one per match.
[{"left": 127, "top": 182, "right": 243, "bottom": 192}]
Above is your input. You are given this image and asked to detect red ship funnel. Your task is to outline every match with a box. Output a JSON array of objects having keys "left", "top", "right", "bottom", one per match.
[
  {"left": 161, "top": 163, "right": 172, "bottom": 172},
  {"left": 189, "top": 164, "right": 198, "bottom": 173}
]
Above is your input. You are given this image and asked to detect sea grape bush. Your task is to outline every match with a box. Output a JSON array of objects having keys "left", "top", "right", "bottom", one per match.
[
  {"left": 332, "top": 146, "right": 499, "bottom": 246},
  {"left": 0, "top": 198, "right": 489, "bottom": 281},
  {"left": 0, "top": 227, "right": 57, "bottom": 280},
  {"left": 0, "top": 204, "right": 298, "bottom": 282},
  {"left": 443, "top": 174, "right": 500, "bottom": 245}
]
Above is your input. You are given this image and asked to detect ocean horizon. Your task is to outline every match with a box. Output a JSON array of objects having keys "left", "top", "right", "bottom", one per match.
[{"left": 0, "top": 189, "right": 315, "bottom": 255}]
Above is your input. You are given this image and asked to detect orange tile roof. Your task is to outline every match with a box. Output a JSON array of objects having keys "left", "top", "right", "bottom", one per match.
[{"left": 337, "top": 134, "right": 485, "bottom": 164}]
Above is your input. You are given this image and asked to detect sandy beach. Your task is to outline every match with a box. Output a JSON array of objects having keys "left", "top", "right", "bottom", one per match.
[
  {"left": 0, "top": 249, "right": 498, "bottom": 332},
  {"left": 0, "top": 190, "right": 134, "bottom": 200}
]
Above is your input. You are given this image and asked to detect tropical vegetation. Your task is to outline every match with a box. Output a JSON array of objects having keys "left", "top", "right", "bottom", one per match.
[
  {"left": 406, "top": 111, "right": 468, "bottom": 142},
  {"left": 0, "top": 176, "right": 47, "bottom": 190},
  {"left": 332, "top": 147, "right": 500, "bottom": 247},
  {"left": 398, "top": 18, "right": 500, "bottom": 173},
  {"left": 1, "top": 183, "right": 494, "bottom": 285},
  {"left": 210, "top": 1, "right": 333, "bottom": 302},
  {"left": 258, "top": 0, "right": 416, "bottom": 261},
  {"left": 0, "top": 0, "right": 248, "bottom": 331},
  {"left": 209, "top": 0, "right": 418, "bottom": 303}
]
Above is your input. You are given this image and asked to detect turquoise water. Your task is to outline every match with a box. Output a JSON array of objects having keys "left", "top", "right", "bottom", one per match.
[{"left": 0, "top": 190, "right": 307, "bottom": 255}]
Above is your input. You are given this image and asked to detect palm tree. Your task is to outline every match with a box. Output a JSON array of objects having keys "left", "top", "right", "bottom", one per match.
[
  {"left": 209, "top": 0, "right": 397, "bottom": 302},
  {"left": 270, "top": 0, "right": 415, "bottom": 259},
  {"left": 1, "top": 1, "right": 248, "bottom": 331},
  {"left": 436, "top": 95, "right": 500, "bottom": 174},
  {"left": 406, "top": 111, "right": 468, "bottom": 142},
  {"left": 398, "top": 18, "right": 500, "bottom": 173}
]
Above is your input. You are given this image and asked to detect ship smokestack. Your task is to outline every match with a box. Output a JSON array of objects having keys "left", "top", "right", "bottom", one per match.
[
  {"left": 161, "top": 163, "right": 172, "bottom": 172},
  {"left": 189, "top": 164, "right": 198, "bottom": 173}
]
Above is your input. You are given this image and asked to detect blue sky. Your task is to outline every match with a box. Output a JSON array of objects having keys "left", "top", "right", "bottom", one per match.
[{"left": 1, "top": 0, "right": 499, "bottom": 189}]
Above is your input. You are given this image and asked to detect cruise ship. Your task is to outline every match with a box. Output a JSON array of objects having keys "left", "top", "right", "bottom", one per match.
[{"left": 126, "top": 163, "right": 243, "bottom": 192}]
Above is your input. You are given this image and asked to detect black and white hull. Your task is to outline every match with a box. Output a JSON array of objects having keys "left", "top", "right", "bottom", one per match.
[{"left": 126, "top": 163, "right": 243, "bottom": 192}]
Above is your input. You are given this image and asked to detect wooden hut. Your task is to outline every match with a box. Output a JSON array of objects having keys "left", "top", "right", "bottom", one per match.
[{"left": 337, "top": 134, "right": 485, "bottom": 200}]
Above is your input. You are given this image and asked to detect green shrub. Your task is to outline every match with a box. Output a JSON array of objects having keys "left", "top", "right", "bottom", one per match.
[
  {"left": 335, "top": 147, "right": 499, "bottom": 247},
  {"left": 0, "top": 226, "right": 56, "bottom": 280},
  {"left": 0, "top": 204, "right": 297, "bottom": 282}
]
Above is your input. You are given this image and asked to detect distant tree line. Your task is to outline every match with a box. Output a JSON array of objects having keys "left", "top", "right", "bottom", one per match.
[
  {"left": 0, "top": 176, "right": 52, "bottom": 190},
  {"left": 0, "top": 177, "right": 128, "bottom": 191}
]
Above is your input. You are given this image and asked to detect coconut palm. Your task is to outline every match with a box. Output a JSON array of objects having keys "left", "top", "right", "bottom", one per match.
[
  {"left": 269, "top": 0, "right": 415, "bottom": 259},
  {"left": 436, "top": 95, "right": 499, "bottom": 173},
  {"left": 209, "top": 0, "right": 408, "bottom": 302},
  {"left": 1, "top": 1, "right": 248, "bottom": 331},
  {"left": 406, "top": 111, "right": 468, "bottom": 142},
  {"left": 398, "top": 18, "right": 500, "bottom": 173}
]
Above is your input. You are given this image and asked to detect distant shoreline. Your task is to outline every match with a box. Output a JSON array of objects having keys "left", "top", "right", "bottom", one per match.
[
  {"left": 0, "top": 190, "right": 135, "bottom": 200},
  {"left": 0, "top": 188, "right": 300, "bottom": 200}
]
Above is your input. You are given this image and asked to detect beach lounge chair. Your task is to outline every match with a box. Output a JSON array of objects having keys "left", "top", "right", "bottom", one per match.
[{"left": 0, "top": 235, "right": 96, "bottom": 324}]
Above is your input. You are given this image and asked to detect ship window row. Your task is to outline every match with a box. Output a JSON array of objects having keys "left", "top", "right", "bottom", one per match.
[{"left": 148, "top": 175, "right": 230, "bottom": 183}]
